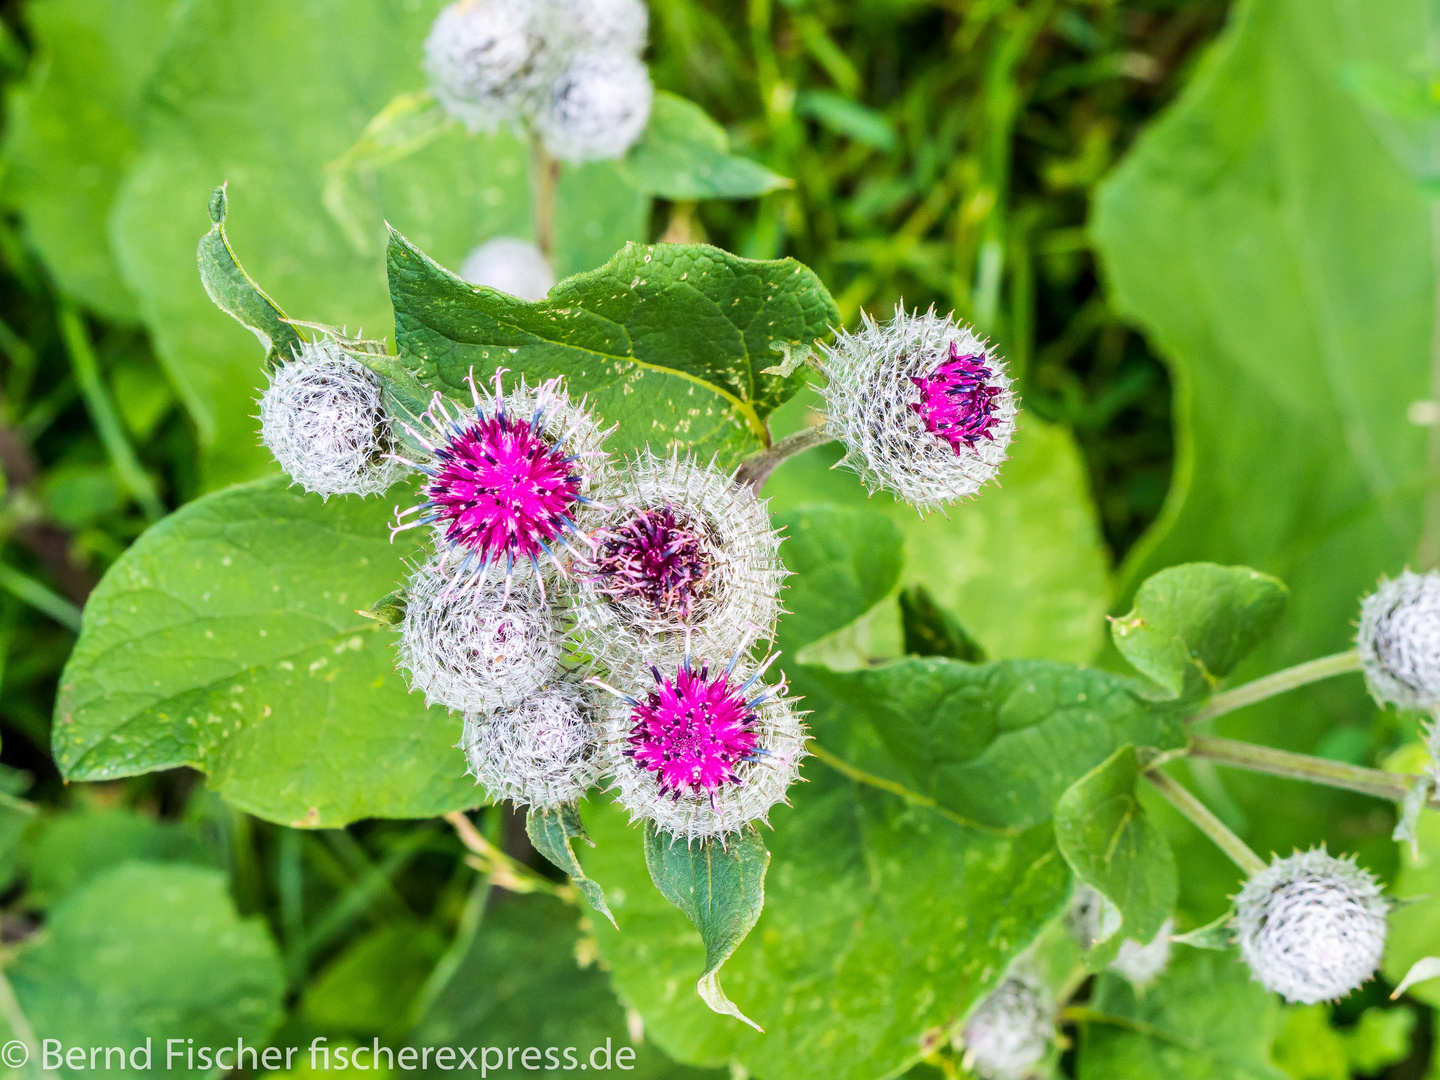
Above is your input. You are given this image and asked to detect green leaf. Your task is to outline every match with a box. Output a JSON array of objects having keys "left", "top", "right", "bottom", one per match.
[
  {"left": 197, "top": 185, "right": 304, "bottom": 365},
  {"left": 621, "top": 91, "right": 792, "bottom": 199},
  {"left": 303, "top": 922, "right": 446, "bottom": 1038},
  {"left": 1054, "top": 746, "right": 1178, "bottom": 968},
  {"left": 526, "top": 802, "right": 617, "bottom": 929},
  {"left": 805, "top": 658, "right": 1185, "bottom": 831},
  {"left": 899, "top": 585, "right": 987, "bottom": 662},
  {"left": 773, "top": 505, "right": 904, "bottom": 655},
  {"left": 582, "top": 772, "right": 1071, "bottom": 1080},
  {"left": 0, "top": 793, "right": 36, "bottom": 896},
  {"left": 796, "top": 91, "right": 899, "bottom": 152},
  {"left": 1382, "top": 806, "right": 1440, "bottom": 1007},
  {"left": 764, "top": 401, "right": 1111, "bottom": 663},
  {"left": 110, "top": 0, "right": 642, "bottom": 488},
  {"left": 1, "top": 0, "right": 178, "bottom": 321},
  {"left": 53, "top": 476, "right": 476, "bottom": 827},
  {"left": 1110, "top": 564, "right": 1288, "bottom": 699},
  {"left": 408, "top": 886, "right": 724, "bottom": 1080},
  {"left": 1092, "top": 0, "right": 1426, "bottom": 865},
  {"left": 1078, "top": 949, "right": 1287, "bottom": 1080},
  {"left": 27, "top": 807, "right": 209, "bottom": 908},
  {"left": 10, "top": 862, "right": 284, "bottom": 1071},
  {"left": 388, "top": 230, "right": 839, "bottom": 465},
  {"left": 643, "top": 823, "right": 769, "bottom": 1032}
]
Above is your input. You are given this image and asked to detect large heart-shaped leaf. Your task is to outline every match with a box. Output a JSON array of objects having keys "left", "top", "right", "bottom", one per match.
[
  {"left": 52, "top": 477, "right": 476, "bottom": 827},
  {"left": 387, "top": 231, "right": 840, "bottom": 465}
]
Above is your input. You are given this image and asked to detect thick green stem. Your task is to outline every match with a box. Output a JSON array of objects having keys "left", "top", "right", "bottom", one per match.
[
  {"left": 735, "top": 422, "right": 835, "bottom": 490},
  {"left": 1188, "top": 733, "right": 1433, "bottom": 807},
  {"left": 1144, "top": 769, "right": 1266, "bottom": 875},
  {"left": 529, "top": 133, "right": 560, "bottom": 266},
  {"left": 1188, "top": 649, "right": 1361, "bottom": 724}
]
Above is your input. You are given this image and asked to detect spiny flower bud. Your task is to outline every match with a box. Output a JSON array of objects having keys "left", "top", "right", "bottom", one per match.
[
  {"left": 570, "top": 451, "right": 786, "bottom": 666},
  {"left": 1235, "top": 848, "right": 1387, "bottom": 1004},
  {"left": 596, "top": 650, "right": 806, "bottom": 842},
  {"left": 459, "top": 680, "right": 603, "bottom": 808},
  {"left": 537, "top": 51, "right": 654, "bottom": 163},
  {"left": 819, "top": 307, "right": 1017, "bottom": 511},
  {"left": 956, "top": 975, "right": 1055, "bottom": 1080},
  {"left": 561, "top": 0, "right": 649, "bottom": 56},
  {"left": 460, "top": 237, "right": 555, "bottom": 301},
  {"left": 397, "top": 561, "right": 563, "bottom": 714},
  {"left": 257, "top": 339, "right": 407, "bottom": 498},
  {"left": 424, "top": 0, "right": 559, "bottom": 131},
  {"left": 1357, "top": 570, "right": 1440, "bottom": 711},
  {"left": 393, "top": 371, "right": 610, "bottom": 590}
]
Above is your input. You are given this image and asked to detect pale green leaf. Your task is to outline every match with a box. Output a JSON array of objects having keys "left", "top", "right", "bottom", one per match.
[
  {"left": 621, "top": 92, "right": 791, "bottom": 199},
  {"left": 27, "top": 807, "right": 209, "bottom": 908}
]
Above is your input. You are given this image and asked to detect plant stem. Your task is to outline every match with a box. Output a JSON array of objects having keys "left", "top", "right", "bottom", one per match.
[
  {"left": 735, "top": 422, "right": 835, "bottom": 489},
  {"left": 529, "top": 133, "right": 560, "bottom": 266},
  {"left": 1188, "top": 649, "right": 1361, "bottom": 724},
  {"left": 0, "top": 561, "right": 82, "bottom": 631},
  {"left": 1144, "top": 768, "right": 1266, "bottom": 875},
  {"left": 1187, "top": 733, "right": 1434, "bottom": 807},
  {"left": 58, "top": 302, "right": 166, "bottom": 523},
  {"left": 444, "top": 810, "right": 572, "bottom": 900}
]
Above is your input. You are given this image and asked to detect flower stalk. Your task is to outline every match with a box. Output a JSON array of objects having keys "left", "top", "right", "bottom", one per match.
[
  {"left": 1186, "top": 733, "right": 1436, "bottom": 808},
  {"left": 735, "top": 422, "right": 835, "bottom": 490},
  {"left": 1144, "top": 768, "right": 1266, "bottom": 875},
  {"left": 1188, "top": 649, "right": 1362, "bottom": 724}
]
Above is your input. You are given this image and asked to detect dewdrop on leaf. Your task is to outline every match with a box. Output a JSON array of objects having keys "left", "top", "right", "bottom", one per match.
[
  {"left": 258, "top": 339, "right": 407, "bottom": 498},
  {"left": 1357, "top": 570, "right": 1440, "bottom": 711},
  {"left": 1235, "top": 848, "right": 1387, "bottom": 1004},
  {"left": 955, "top": 975, "right": 1055, "bottom": 1080},
  {"left": 560, "top": 0, "right": 649, "bottom": 55},
  {"left": 397, "top": 561, "right": 564, "bottom": 714},
  {"left": 537, "top": 51, "right": 653, "bottom": 163},
  {"left": 460, "top": 237, "right": 555, "bottom": 301},
  {"left": 460, "top": 680, "right": 603, "bottom": 808},
  {"left": 595, "top": 648, "right": 807, "bottom": 842},
  {"left": 424, "top": 0, "right": 560, "bottom": 131},
  {"left": 819, "top": 306, "right": 1017, "bottom": 511},
  {"left": 393, "top": 371, "right": 611, "bottom": 590},
  {"left": 570, "top": 451, "right": 787, "bottom": 667}
]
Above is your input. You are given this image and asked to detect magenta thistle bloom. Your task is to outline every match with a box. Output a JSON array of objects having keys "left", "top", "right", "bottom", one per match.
[
  {"left": 394, "top": 372, "right": 610, "bottom": 586},
  {"left": 592, "top": 507, "right": 713, "bottom": 621},
  {"left": 625, "top": 661, "right": 761, "bottom": 796},
  {"left": 910, "top": 342, "right": 1005, "bottom": 453}
]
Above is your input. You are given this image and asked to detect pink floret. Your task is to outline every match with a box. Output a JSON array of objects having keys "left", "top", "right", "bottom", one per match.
[
  {"left": 626, "top": 664, "right": 759, "bottom": 795},
  {"left": 909, "top": 341, "right": 1003, "bottom": 454}
]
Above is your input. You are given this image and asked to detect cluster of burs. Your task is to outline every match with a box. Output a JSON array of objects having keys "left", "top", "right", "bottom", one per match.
[{"left": 957, "top": 570, "right": 1440, "bottom": 1080}]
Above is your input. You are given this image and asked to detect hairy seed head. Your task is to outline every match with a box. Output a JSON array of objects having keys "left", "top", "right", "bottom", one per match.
[
  {"left": 1358, "top": 569, "right": 1440, "bottom": 711},
  {"left": 819, "top": 306, "right": 1017, "bottom": 510},
  {"left": 1235, "top": 848, "right": 1387, "bottom": 1004},
  {"left": 460, "top": 680, "right": 603, "bottom": 808},
  {"left": 424, "top": 0, "right": 560, "bottom": 130},
  {"left": 460, "top": 237, "right": 555, "bottom": 301},
  {"left": 560, "top": 0, "right": 649, "bottom": 55},
  {"left": 258, "top": 339, "right": 407, "bottom": 499},
  {"left": 537, "top": 51, "right": 653, "bottom": 163},
  {"left": 957, "top": 975, "right": 1054, "bottom": 1080}
]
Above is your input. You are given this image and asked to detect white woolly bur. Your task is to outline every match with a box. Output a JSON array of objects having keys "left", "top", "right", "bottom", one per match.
[
  {"left": 597, "top": 657, "right": 808, "bottom": 843},
  {"left": 537, "top": 51, "right": 653, "bottom": 163},
  {"left": 460, "top": 237, "right": 556, "bottom": 301},
  {"left": 819, "top": 306, "right": 1017, "bottom": 511},
  {"left": 397, "top": 562, "right": 563, "bottom": 714},
  {"left": 460, "top": 681, "right": 603, "bottom": 808},
  {"left": 1358, "top": 570, "right": 1440, "bottom": 711},
  {"left": 1110, "top": 920, "right": 1175, "bottom": 988},
  {"left": 559, "top": 0, "right": 649, "bottom": 56},
  {"left": 1235, "top": 849, "right": 1388, "bottom": 1005},
  {"left": 258, "top": 340, "right": 407, "bottom": 498},
  {"left": 569, "top": 451, "right": 787, "bottom": 668},
  {"left": 956, "top": 975, "right": 1055, "bottom": 1080},
  {"left": 424, "top": 0, "right": 559, "bottom": 131}
]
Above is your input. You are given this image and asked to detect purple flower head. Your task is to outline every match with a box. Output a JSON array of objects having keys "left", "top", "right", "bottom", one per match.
[
  {"left": 590, "top": 506, "right": 713, "bottom": 621},
  {"left": 910, "top": 342, "right": 1004, "bottom": 454},
  {"left": 394, "top": 371, "right": 610, "bottom": 587},
  {"left": 625, "top": 660, "right": 760, "bottom": 797}
]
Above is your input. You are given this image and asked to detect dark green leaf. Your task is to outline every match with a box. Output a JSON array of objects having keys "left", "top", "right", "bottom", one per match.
[
  {"left": 1078, "top": 949, "right": 1287, "bottom": 1080},
  {"left": 409, "top": 886, "right": 723, "bottom": 1080},
  {"left": 526, "top": 802, "right": 616, "bottom": 929},
  {"left": 899, "top": 585, "right": 987, "bottom": 662},
  {"left": 621, "top": 91, "right": 791, "bottom": 199},
  {"left": 27, "top": 807, "right": 209, "bottom": 908},
  {"left": 196, "top": 185, "right": 304, "bottom": 365},
  {"left": 773, "top": 505, "right": 904, "bottom": 655},
  {"left": 1110, "top": 563, "right": 1288, "bottom": 699},
  {"left": 643, "top": 823, "right": 769, "bottom": 1031},
  {"left": 53, "top": 476, "right": 476, "bottom": 827},
  {"left": 10, "top": 863, "right": 284, "bottom": 1073},
  {"left": 1054, "top": 746, "right": 1178, "bottom": 968},
  {"left": 388, "top": 230, "right": 840, "bottom": 465}
]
